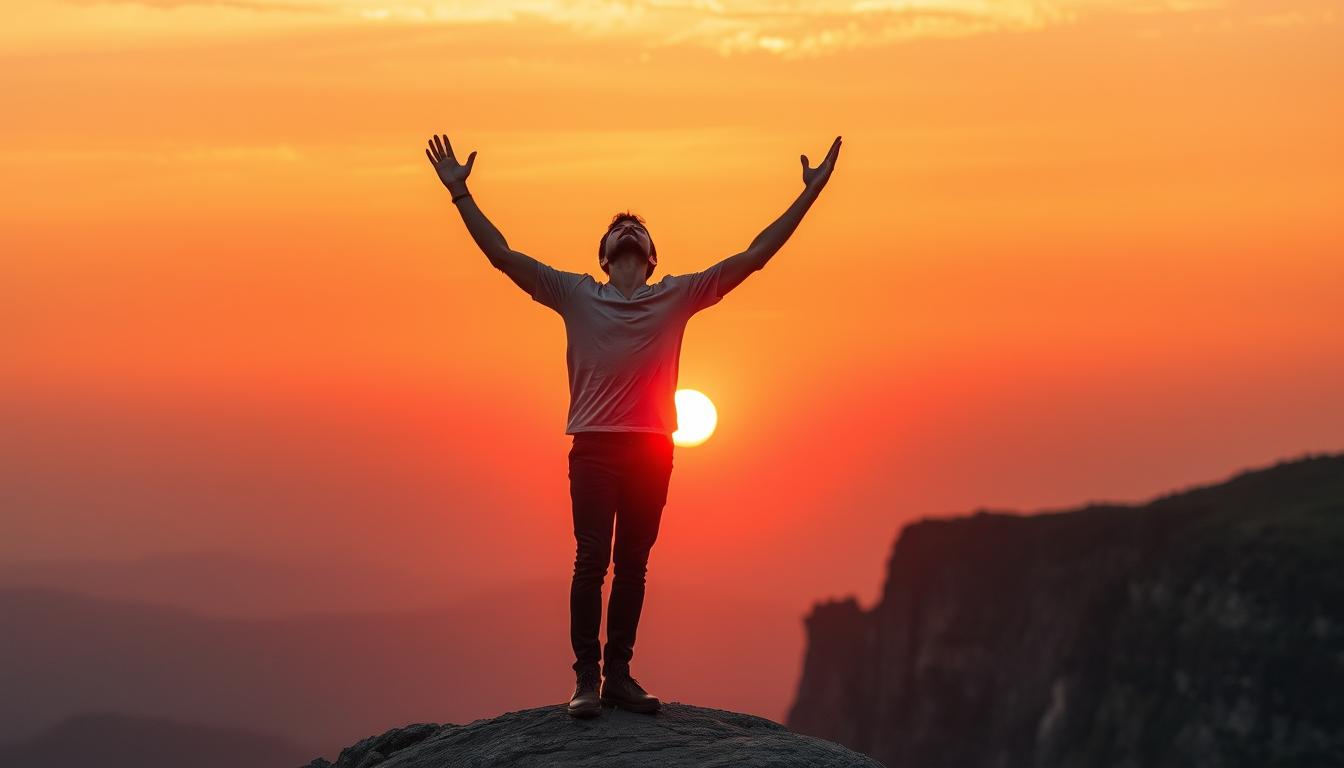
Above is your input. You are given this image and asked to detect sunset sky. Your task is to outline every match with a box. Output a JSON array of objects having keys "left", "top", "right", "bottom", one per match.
[{"left": 3, "top": 0, "right": 1342, "bottom": 723}]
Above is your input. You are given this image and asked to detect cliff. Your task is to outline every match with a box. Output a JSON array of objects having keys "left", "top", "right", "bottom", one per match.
[
  {"left": 303, "top": 702, "right": 884, "bottom": 768},
  {"left": 787, "top": 452, "right": 1344, "bottom": 767}
]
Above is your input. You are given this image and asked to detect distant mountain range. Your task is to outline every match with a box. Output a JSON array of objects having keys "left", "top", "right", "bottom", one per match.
[
  {"left": 0, "top": 550, "right": 453, "bottom": 618},
  {"left": 787, "top": 452, "right": 1344, "bottom": 767},
  {"left": 0, "top": 578, "right": 802, "bottom": 753},
  {"left": 0, "top": 712, "right": 310, "bottom": 768}
]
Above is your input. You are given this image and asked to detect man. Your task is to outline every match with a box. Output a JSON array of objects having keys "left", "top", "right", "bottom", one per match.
[{"left": 424, "top": 132, "right": 842, "bottom": 718}]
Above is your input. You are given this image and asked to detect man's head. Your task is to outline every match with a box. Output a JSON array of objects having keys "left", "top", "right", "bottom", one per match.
[{"left": 598, "top": 211, "right": 658, "bottom": 280}]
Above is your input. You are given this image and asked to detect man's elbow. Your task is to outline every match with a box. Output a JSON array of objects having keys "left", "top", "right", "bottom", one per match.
[
  {"left": 738, "top": 246, "right": 772, "bottom": 273},
  {"left": 485, "top": 248, "right": 515, "bottom": 271},
  {"left": 747, "top": 249, "right": 774, "bottom": 273}
]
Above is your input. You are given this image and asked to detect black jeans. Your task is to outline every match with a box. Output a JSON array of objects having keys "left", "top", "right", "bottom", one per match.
[{"left": 568, "top": 430, "right": 675, "bottom": 678}]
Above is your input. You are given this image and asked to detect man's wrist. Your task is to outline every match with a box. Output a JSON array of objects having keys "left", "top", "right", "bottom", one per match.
[{"left": 447, "top": 181, "right": 470, "bottom": 197}]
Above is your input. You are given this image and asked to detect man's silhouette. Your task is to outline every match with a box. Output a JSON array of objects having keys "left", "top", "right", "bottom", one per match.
[{"left": 425, "top": 133, "right": 842, "bottom": 718}]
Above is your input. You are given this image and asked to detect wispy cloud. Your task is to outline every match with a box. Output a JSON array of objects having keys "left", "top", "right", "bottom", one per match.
[
  {"left": 59, "top": 0, "right": 324, "bottom": 11},
  {"left": 307, "top": 0, "right": 1333, "bottom": 58},
  {"left": 20, "top": 0, "right": 1338, "bottom": 58}
]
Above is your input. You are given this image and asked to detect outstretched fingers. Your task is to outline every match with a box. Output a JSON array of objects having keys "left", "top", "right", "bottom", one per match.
[{"left": 825, "top": 135, "right": 842, "bottom": 164}]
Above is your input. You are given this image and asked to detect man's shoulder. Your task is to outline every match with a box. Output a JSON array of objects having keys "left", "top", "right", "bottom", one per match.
[
  {"left": 542, "top": 264, "right": 598, "bottom": 291},
  {"left": 531, "top": 262, "right": 598, "bottom": 312},
  {"left": 542, "top": 262, "right": 595, "bottom": 281},
  {"left": 571, "top": 271, "right": 600, "bottom": 291},
  {"left": 655, "top": 271, "right": 694, "bottom": 288},
  {"left": 662, "top": 262, "right": 721, "bottom": 281}
]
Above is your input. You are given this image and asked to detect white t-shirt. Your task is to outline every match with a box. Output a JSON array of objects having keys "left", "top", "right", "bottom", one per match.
[{"left": 529, "top": 258, "right": 728, "bottom": 435}]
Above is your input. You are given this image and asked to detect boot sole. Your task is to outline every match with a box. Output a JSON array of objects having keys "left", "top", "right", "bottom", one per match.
[
  {"left": 599, "top": 695, "right": 660, "bottom": 713},
  {"left": 568, "top": 700, "right": 602, "bottom": 718}
]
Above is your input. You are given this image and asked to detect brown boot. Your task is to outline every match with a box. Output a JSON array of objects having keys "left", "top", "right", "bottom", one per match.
[
  {"left": 600, "top": 669, "right": 660, "bottom": 713},
  {"left": 567, "top": 667, "right": 602, "bottom": 718}
]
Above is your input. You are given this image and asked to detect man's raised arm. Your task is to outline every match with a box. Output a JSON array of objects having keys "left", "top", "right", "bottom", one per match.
[
  {"left": 425, "top": 133, "right": 542, "bottom": 297},
  {"left": 715, "top": 135, "right": 843, "bottom": 297}
]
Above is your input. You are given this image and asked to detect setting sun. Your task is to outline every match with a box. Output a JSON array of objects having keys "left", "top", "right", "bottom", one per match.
[{"left": 673, "top": 389, "right": 717, "bottom": 447}]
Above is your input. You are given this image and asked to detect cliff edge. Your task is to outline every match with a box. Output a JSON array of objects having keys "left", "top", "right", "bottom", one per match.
[{"left": 787, "top": 452, "right": 1344, "bottom": 767}]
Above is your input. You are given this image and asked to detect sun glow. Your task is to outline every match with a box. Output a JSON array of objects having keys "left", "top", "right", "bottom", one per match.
[{"left": 672, "top": 389, "right": 717, "bottom": 447}]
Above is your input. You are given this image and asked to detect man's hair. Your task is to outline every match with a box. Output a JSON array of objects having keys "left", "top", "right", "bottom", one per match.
[{"left": 598, "top": 210, "right": 657, "bottom": 278}]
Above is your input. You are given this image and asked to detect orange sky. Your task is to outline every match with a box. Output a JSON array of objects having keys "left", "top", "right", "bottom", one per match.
[{"left": 3, "top": 0, "right": 1343, "bottom": 714}]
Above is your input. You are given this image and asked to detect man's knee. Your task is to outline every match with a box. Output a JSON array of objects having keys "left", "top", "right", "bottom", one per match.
[
  {"left": 611, "top": 547, "right": 651, "bottom": 582},
  {"left": 573, "top": 545, "right": 611, "bottom": 582}
]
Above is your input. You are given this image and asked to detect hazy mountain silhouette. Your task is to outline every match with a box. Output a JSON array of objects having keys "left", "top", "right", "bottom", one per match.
[
  {"left": 787, "top": 451, "right": 1344, "bottom": 767},
  {"left": 0, "top": 549, "right": 451, "bottom": 618},
  {"left": 0, "top": 577, "right": 802, "bottom": 752},
  {"left": 0, "top": 711, "right": 310, "bottom": 768}
]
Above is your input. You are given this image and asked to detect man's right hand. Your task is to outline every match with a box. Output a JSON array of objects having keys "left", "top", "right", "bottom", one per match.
[{"left": 425, "top": 133, "right": 476, "bottom": 192}]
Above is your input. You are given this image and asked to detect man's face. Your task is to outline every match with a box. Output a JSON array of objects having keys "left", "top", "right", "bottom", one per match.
[{"left": 605, "top": 219, "right": 651, "bottom": 265}]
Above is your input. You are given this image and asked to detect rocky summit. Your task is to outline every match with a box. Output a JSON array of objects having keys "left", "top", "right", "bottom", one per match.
[{"left": 302, "top": 701, "right": 884, "bottom": 768}]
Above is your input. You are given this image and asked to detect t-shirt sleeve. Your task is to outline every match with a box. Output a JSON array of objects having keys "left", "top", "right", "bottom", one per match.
[
  {"left": 530, "top": 260, "right": 587, "bottom": 313},
  {"left": 677, "top": 259, "right": 726, "bottom": 315}
]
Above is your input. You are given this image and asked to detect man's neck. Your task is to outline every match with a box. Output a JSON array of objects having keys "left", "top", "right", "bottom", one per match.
[{"left": 607, "top": 269, "right": 647, "bottom": 299}]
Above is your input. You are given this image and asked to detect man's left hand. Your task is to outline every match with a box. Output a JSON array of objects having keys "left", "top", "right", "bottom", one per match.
[{"left": 801, "top": 135, "right": 842, "bottom": 190}]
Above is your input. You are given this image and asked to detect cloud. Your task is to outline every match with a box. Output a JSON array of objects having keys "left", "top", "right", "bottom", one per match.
[
  {"left": 31, "top": 0, "right": 1338, "bottom": 59},
  {"left": 325, "top": 0, "right": 1246, "bottom": 58},
  {"left": 59, "top": 0, "right": 324, "bottom": 11}
]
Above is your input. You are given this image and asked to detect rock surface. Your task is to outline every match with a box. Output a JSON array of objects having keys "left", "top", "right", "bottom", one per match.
[
  {"left": 786, "top": 453, "right": 1344, "bottom": 768},
  {"left": 303, "top": 702, "right": 884, "bottom": 768}
]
